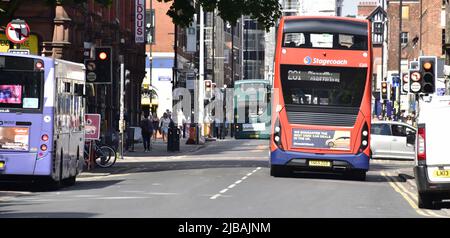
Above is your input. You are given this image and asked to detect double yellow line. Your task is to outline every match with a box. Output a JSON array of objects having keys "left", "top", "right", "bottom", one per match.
[{"left": 381, "top": 171, "right": 448, "bottom": 218}]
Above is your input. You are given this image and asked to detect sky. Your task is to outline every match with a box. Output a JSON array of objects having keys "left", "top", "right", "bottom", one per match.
[{"left": 342, "top": 0, "right": 359, "bottom": 16}]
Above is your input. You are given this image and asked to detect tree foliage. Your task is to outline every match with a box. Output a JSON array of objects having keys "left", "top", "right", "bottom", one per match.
[{"left": 158, "top": 0, "right": 282, "bottom": 31}]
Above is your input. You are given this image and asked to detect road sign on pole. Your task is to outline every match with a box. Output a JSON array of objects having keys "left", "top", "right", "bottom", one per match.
[{"left": 6, "top": 19, "right": 30, "bottom": 44}]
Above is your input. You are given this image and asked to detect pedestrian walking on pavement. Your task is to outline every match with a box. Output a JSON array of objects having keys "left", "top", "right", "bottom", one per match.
[
  {"left": 140, "top": 114, "right": 154, "bottom": 152},
  {"left": 160, "top": 112, "right": 171, "bottom": 143},
  {"left": 152, "top": 112, "right": 159, "bottom": 140}
]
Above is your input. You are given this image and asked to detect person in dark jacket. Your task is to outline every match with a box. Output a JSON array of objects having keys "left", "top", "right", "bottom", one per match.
[{"left": 140, "top": 114, "right": 153, "bottom": 152}]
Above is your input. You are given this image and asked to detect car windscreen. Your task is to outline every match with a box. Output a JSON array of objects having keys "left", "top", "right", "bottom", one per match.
[
  {"left": 280, "top": 65, "right": 367, "bottom": 111},
  {"left": 371, "top": 124, "right": 392, "bottom": 136}
]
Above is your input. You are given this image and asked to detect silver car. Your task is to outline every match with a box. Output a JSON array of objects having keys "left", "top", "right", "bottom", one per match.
[{"left": 371, "top": 121, "right": 416, "bottom": 160}]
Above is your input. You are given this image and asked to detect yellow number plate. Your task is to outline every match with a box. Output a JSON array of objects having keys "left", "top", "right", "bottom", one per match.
[
  {"left": 434, "top": 170, "right": 450, "bottom": 178},
  {"left": 0, "top": 161, "right": 5, "bottom": 169},
  {"left": 308, "top": 160, "right": 331, "bottom": 167}
]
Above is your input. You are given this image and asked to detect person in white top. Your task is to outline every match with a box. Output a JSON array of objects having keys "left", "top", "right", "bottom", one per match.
[{"left": 160, "top": 112, "right": 171, "bottom": 142}]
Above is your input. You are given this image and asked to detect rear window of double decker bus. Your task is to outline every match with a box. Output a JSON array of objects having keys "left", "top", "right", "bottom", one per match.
[
  {"left": 0, "top": 56, "right": 43, "bottom": 112},
  {"left": 283, "top": 32, "right": 367, "bottom": 50},
  {"left": 280, "top": 65, "right": 367, "bottom": 108}
]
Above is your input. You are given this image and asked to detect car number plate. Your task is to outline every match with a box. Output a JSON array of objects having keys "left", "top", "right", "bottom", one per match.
[
  {"left": 434, "top": 170, "right": 450, "bottom": 178},
  {"left": 308, "top": 160, "right": 331, "bottom": 167}
]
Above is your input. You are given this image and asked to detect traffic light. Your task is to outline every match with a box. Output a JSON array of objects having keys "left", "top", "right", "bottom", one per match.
[
  {"left": 418, "top": 56, "right": 437, "bottom": 94},
  {"left": 389, "top": 83, "right": 394, "bottom": 101},
  {"left": 381, "top": 81, "right": 388, "bottom": 100},
  {"left": 401, "top": 72, "right": 409, "bottom": 95},
  {"left": 205, "top": 80, "right": 212, "bottom": 99},
  {"left": 85, "top": 47, "right": 112, "bottom": 84}
]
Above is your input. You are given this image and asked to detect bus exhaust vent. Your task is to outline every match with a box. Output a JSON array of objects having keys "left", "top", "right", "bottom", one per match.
[{"left": 287, "top": 111, "right": 357, "bottom": 127}]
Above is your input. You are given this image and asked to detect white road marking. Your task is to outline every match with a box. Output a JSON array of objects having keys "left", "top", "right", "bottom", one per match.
[{"left": 210, "top": 167, "right": 262, "bottom": 200}]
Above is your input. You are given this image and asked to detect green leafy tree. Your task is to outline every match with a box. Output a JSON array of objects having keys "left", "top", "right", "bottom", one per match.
[{"left": 158, "top": 0, "right": 282, "bottom": 31}]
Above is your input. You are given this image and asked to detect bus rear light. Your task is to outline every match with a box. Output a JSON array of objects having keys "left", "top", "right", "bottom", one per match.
[
  {"left": 275, "top": 126, "right": 281, "bottom": 133},
  {"left": 40, "top": 144, "right": 48, "bottom": 152},
  {"left": 35, "top": 61, "right": 44, "bottom": 70},
  {"left": 273, "top": 118, "right": 283, "bottom": 150},
  {"left": 362, "top": 140, "right": 368, "bottom": 146},
  {"left": 418, "top": 127, "right": 426, "bottom": 161},
  {"left": 359, "top": 122, "right": 369, "bottom": 152},
  {"left": 41, "top": 134, "right": 49, "bottom": 142}
]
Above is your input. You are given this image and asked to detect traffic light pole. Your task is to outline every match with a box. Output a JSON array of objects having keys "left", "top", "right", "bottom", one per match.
[{"left": 197, "top": 5, "right": 205, "bottom": 140}]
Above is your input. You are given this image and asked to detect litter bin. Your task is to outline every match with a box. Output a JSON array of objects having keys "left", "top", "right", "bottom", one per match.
[{"left": 167, "top": 126, "right": 180, "bottom": 152}]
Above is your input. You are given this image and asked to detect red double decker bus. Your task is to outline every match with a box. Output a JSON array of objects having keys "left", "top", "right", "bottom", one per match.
[{"left": 270, "top": 16, "right": 372, "bottom": 180}]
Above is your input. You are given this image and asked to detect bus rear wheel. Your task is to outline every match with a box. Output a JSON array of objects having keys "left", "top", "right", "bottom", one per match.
[
  {"left": 62, "top": 176, "right": 76, "bottom": 186},
  {"left": 348, "top": 170, "right": 366, "bottom": 181},
  {"left": 270, "top": 165, "right": 290, "bottom": 177}
]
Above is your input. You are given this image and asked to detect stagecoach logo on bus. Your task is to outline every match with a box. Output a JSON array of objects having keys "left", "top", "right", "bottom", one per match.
[{"left": 303, "top": 56, "right": 348, "bottom": 66}]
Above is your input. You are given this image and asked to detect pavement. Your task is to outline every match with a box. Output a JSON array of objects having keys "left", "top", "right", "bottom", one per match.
[{"left": 79, "top": 136, "right": 212, "bottom": 177}]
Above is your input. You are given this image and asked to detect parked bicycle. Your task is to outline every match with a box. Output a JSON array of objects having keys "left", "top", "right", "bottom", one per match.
[{"left": 84, "top": 140, "right": 117, "bottom": 168}]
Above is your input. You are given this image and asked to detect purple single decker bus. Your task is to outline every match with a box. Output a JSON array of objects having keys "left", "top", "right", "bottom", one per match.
[{"left": 0, "top": 53, "right": 85, "bottom": 188}]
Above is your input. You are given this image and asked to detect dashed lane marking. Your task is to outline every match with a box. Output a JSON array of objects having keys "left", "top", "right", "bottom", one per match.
[{"left": 210, "top": 167, "right": 262, "bottom": 200}]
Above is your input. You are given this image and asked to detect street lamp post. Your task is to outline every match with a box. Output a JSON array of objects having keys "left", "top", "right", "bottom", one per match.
[{"left": 397, "top": 0, "right": 403, "bottom": 121}]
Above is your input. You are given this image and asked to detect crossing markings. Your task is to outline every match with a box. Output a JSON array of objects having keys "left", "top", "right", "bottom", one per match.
[
  {"left": 381, "top": 171, "right": 448, "bottom": 218},
  {"left": 210, "top": 167, "right": 262, "bottom": 200}
]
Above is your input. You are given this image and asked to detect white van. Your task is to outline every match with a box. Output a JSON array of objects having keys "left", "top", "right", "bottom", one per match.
[{"left": 415, "top": 95, "right": 450, "bottom": 209}]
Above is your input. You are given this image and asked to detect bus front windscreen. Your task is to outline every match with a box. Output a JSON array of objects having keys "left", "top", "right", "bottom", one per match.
[
  {"left": 0, "top": 71, "right": 43, "bottom": 112},
  {"left": 280, "top": 65, "right": 367, "bottom": 109}
]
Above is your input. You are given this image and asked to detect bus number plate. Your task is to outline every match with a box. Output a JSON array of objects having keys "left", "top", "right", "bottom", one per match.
[
  {"left": 308, "top": 160, "right": 331, "bottom": 168},
  {"left": 434, "top": 170, "right": 450, "bottom": 178}
]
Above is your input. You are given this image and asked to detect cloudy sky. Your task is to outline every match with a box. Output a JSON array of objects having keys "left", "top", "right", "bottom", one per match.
[{"left": 342, "top": 0, "right": 359, "bottom": 16}]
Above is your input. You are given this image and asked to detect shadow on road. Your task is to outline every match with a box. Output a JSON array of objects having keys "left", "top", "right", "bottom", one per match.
[
  {"left": 0, "top": 211, "right": 96, "bottom": 218},
  {"left": 272, "top": 169, "right": 393, "bottom": 183},
  {"left": 0, "top": 179, "right": 123, "bottom": 192},
  {"left": 103, "top": 160, "right": 270, "bottom": 174},
  {"left": 435, "top": 201, "right": 450, "bottom": 210}
]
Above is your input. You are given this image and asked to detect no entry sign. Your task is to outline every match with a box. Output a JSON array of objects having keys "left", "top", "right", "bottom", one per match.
[{"left": 6, "top": 19, "right": 30, "bottom": 44}]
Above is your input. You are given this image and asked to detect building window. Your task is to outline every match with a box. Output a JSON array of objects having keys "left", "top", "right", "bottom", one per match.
[
  {"left": 373, "top": 22, "right": 383, "bottom": 34},
  {"left": 443, "top": 29, "right": 446, "bottom": 55},
  {"left": 146, "top": 9, "right": 155, "bottom": 44},
  {"left": 402, "top": 6, "right": 409, "bottom": 20},
  {"left": 400, "top": 32, "right": 408, "bottom": 45}
]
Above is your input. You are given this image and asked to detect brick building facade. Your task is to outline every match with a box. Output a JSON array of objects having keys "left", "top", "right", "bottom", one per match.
[{"left": 387, "top": 0, "right": 443, "bottom": 72}]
